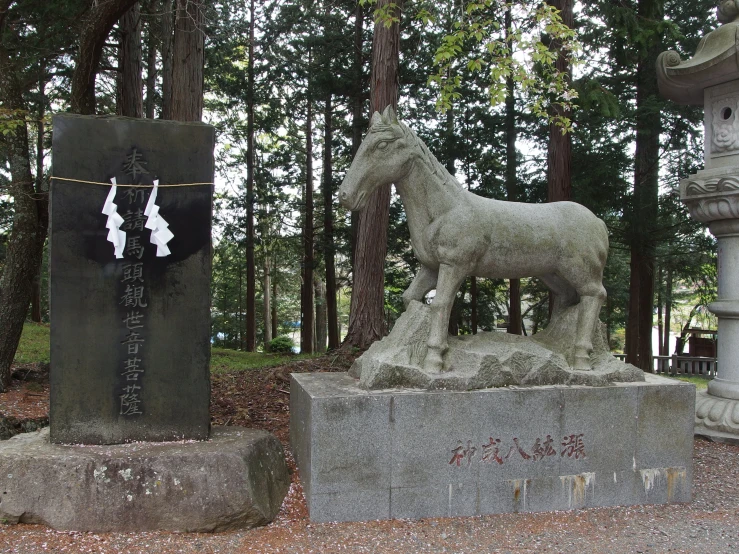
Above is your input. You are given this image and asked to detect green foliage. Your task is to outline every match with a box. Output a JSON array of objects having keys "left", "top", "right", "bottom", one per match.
[
  {"left": 267, "top": 335, "right": 296, "bottom": 354},
  {"left": 425, "top": 1, "right": 581, "bottom": 129},
  {"left": 0, "top": 109, "right": 28, "bottom": 137},
  {"left": 361, "top": 0, "right": 402, "bottom": 28}
]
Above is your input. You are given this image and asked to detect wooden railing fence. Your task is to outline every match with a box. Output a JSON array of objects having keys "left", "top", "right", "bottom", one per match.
[{"left": 612, "top": 354, "right": 717, "bottom": 377}]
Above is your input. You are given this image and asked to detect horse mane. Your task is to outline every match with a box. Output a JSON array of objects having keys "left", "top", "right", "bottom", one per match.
[{"left": 398, "top": 122, "right": 463, "bottom": 190}]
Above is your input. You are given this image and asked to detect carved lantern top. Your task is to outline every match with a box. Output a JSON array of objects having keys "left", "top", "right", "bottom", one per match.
[{"left": 657, "top": 3, "right": 739, "bottom": 105}]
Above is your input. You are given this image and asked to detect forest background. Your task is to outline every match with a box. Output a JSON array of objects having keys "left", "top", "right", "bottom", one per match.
[{"left": 0, "top": 0, "right": 722, "bottom": 392}]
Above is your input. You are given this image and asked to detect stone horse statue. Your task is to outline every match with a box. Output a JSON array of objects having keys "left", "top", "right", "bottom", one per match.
[{"left": 339, "top": 106, "right": 608, "bottom": 372}]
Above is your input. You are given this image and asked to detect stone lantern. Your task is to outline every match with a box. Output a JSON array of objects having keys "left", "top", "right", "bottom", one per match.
[{"left": 658, "top": 1, "right": 739, "bottom": 442}]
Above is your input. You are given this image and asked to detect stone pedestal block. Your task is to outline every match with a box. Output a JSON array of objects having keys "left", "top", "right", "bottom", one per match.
[
  {"left": 0, "top": 427, "right": 290, "bottom": 532},
  {"left": 290, "top": 373, "right": 694, "bottom": 523}
]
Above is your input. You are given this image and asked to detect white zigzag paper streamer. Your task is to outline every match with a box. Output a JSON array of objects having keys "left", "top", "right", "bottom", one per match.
[
  {"left": 144, "top": 179, "right": 174, "bottom": 257},
  {"left": 102, "top": 177, "right": 126, "bottom": 259}
]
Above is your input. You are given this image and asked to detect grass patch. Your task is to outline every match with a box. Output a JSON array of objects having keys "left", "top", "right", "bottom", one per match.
[
  {"left": 14, "top": 322, "right": 50, "bottom": 365},
  {"left": 665, "top": 374, "right": 711, "bottom": 390},
  {"left": 210, "top": 347, "right": 310, "bottom": 374},
  {"left": 13, "top": 321, "right": 308, "bottom": 373}
]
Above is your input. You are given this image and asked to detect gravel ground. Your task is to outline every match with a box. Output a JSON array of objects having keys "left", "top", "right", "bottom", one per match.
[
  {"left": 2, "top": 360, "right": 739, "bottom": 553},
  {"left": 2, "top": 432, "right": 738, "bottom": 553}
]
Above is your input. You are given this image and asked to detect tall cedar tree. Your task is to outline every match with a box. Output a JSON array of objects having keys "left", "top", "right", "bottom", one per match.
[
  {"left": 71, "top": 0, "right": 140, "bottom": 114},
  {"left": 118, "top": 3, "right": 143, "bottom": 118},
  {"left": 323, "top": 94, "right": 340, "bottom": 350},
  {"left": 245, "top": 0, "right": 257, "bottom": 351},
  {"left": 170, "top": 0, "right": 204, "bottom": 121},
  {"left": 343, "top": 0, "right": 402, "bottom": 349},
  {"left": 505, "top": 7, "right": 522, "bottom": 335},
  {"left": 145, "top": 0, "right": 159, "bottom": 119},
  {"left": 301, "top": 75, "right": 315, "bottom": 354},
  {"left": 161, "top": 0, "right": 174, "bottom": 119},
  {"left": 624, "top": 0, "right": 663, "bottom": 371},
  {"left": 0, "top": 3, "right": 46, "bottom": 390},
  {"left": 320, "top": 3, "right": 341, "bottom": 351},
  {"left": 1, "top": 0, "right": 134, "bottom": 389},
  {"left": 546, "top": 0, "right": 573, "bottom": 202},
  {"left": 350, "top": 2, "right": 365, "bottom": 268},
  {"left": 546, "top": 0, "right": 573, "bottom": 318}
]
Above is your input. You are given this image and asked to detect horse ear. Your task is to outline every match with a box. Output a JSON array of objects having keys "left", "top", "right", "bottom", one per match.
[
  {"left": 370, "top": 111, "right": 383, "bottom": 127},
  {"left": 382, "top": 105, "right": 397, "bottom": 123}
]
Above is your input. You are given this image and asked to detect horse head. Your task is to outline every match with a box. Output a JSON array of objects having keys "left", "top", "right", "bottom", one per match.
[{"left": 339, "top": 105, "right": 413, "bottom": 211}]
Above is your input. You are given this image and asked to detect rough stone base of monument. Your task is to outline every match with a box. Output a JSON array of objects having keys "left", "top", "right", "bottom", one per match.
[
  {"left": 350, "top": 301, "right": 644, "bottom": 390},
  {"left": 291, "top": 372, "right": 694, "bottom": 523},
  {"left": 0, "top": 427, "right": 290, "bottom": 532},
  {"left": 694, "top": 390, "right": 739, "bottom": 445}
]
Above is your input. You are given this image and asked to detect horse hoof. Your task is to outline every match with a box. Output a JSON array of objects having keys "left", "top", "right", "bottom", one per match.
[
  {"left": 573, "top": 354, "right": 591, "bottom": 371},
  {"left": 424, "top": 350, "right": 444, "bottom": 373}
]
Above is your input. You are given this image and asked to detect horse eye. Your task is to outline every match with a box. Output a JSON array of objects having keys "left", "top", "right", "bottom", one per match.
[{"left": 376, "top": 141, "right": 389, "bottom": 151}]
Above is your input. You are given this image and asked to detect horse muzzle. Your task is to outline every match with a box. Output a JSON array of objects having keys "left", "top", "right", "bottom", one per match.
[{"left": 339, "top": 189, "right": 367, "bottom": 212}]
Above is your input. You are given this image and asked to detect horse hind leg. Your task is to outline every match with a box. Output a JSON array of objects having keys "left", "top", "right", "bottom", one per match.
[
  {"left": 573, "top": 284, "right": 607, "bottom": 371},
  {"left": 540, "top": 274, "right": 579, "bottom": 317},
  {"left": 402, "top": 265, "right": 438, "bottom": 309},
  {"left": 542, "top": 273, "right": 605, "bottom": 370}
]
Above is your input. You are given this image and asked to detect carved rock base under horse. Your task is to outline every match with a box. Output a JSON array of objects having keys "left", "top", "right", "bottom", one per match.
[{"left": 350, "top": 301, "right": 644, "bottom": 390}]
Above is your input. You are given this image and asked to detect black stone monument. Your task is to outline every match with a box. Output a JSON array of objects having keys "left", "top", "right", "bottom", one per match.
[{"left": 50, "top": 115, "right": 214, "bottom": 444}]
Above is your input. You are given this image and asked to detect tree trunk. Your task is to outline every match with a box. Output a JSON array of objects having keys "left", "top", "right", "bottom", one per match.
[
  {"left": 245, "top": 0, "right": 256, "bottom": 351},
  {"left": 118, "top": 3, "right": 143, "bottom": 118},
  {"left": 301, "top": 88, "right": 315, "bottom": 354},
  {"left": 444, "top": 101, "right": 464, "bottom": 335},
  {"left": 625, "top": 256, "right": 642, "bottom": 362},
  {"left": 161, "top": 0, "right": 174, "bottom": 120},
  {"left": 350, "top": 2, "right": 365, "bottom": 270},
  {"left": 145, "top": 0, "right": 159, "bottom": 119},
  {"left": 546, "top": 0, "right": 573, "bottom": 203},
  {"left": 663, "top": 266, "right": 672, "bottom": 355},
  {"left": 238, "top": 258, "right": 244, "bottom": 349},
  {"left": 464, "top": 107, "right": 477, "bottom": 335},
  {"left": 170, "top": 0, "right": 204, "bottom": 122},
  {"left": 263, "top": 252, "right": 272, "bottom": 348},
  {"left": 504, "top": 7, "right": 522, "bottom": 336},
  {"left": 448, "top": 280, "right": 466, "bottom": 336},
  {"left": 626, "top": 0, "right": 663, "bottom": 371},
  {"left": 606, "top": 295, "right": 612, "bottom": 347},
  {"left": 30, "top": 68, "right": 46, "bottom": 324},
  {"left": 0, "top": 68, "right": 48, "bottom": 390},
  {"left": 70, "top": 0, "right": 140, "bottom": 114},
  {"left": 271, "top": 278, "right": 278, "bottom": 340},
  {"left": 676, "top": 304, "right": 699, "bottom": 355},
  {"left": 657, "top": 264, "right": 664, "bottom": 356},
  {"left": 315, "top": 277, "right": 327, "bottom": 353},
  {"left": 323, "top": 95, "right": 340, "bottom": 350},
  {"left": 343, "top": 0, "right": 402, "bottom": 350},
  {"left": 470, "top": 276, "right": 478, "bottom": 334}
]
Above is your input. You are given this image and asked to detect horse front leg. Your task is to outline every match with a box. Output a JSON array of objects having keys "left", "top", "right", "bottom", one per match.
[
  {"left": 424, "top": 263, "right": 466, "bottom": 373},
  {"left": 402, "top": 265, "right": 438, "bottom": 309}
]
